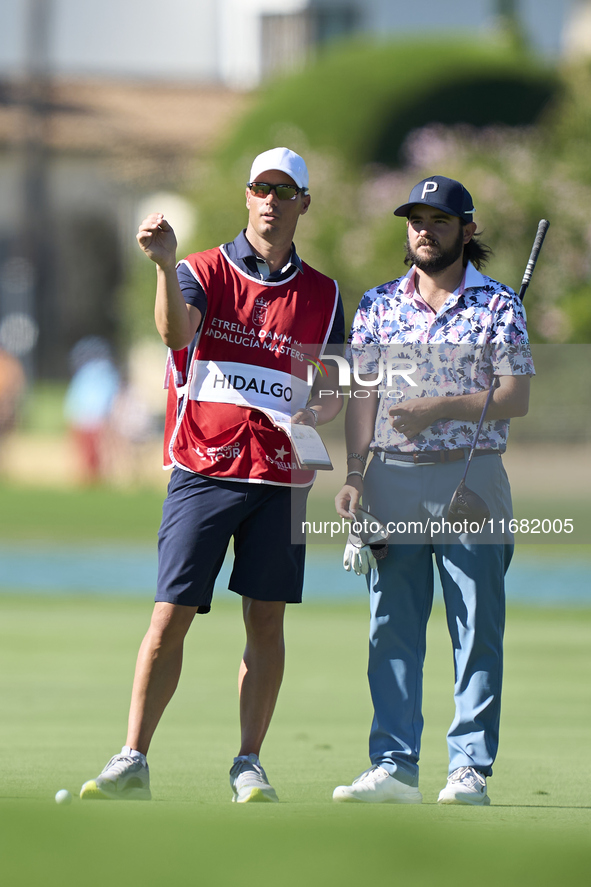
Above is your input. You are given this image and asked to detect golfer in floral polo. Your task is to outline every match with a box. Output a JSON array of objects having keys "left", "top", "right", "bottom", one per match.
[{"left": 333, "top": 175, "right": 534, "bottom": 807}]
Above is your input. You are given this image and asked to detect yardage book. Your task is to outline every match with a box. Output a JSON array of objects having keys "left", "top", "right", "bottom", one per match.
[{"left": 260, "top": 409, "right": 333, "bottom": 471}]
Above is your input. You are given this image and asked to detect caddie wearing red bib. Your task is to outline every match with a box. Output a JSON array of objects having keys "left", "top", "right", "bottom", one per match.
[{"left": 80, "top": 148, "right": 344, "bottom": 804}]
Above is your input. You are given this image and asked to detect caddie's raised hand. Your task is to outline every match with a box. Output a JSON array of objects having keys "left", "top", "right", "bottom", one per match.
[
  {"left": 136, "top": 213, "right": 178, "bottom": 269},
  {"left": 343, "top": 538, "right": 377, "bottom": 575}
]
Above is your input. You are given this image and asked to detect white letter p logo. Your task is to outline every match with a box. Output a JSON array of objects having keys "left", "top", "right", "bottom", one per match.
[{"left": 421, "top": 181, "right": 438, "bottom": 199}]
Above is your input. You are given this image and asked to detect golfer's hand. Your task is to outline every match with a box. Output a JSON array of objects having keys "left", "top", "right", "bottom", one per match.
[
  {"left": 389, "top": 396, "right": 444, "bottom": 438},
  {"left": 343, "top": 539, "right": 377, "bottom": 575},
  {"left": 137, "top": 213, "right": 178, "bottom": 270},
  {"left": 335, "top": 477, "right": 363, "bottom": 519}
]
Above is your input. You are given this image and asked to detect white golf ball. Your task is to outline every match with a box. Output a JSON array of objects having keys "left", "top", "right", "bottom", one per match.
[{"left": 55, "top": 789, "right": 72, "bottom": 805}]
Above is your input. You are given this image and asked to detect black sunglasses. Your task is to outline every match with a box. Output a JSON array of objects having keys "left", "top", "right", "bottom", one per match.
[{"left": 247, "top": 181, "right": 307, "bottom": 201}]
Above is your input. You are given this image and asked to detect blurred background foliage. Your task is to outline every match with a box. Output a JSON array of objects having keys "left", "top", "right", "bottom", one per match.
[
  {"left": 123, "top": 36, "right": 591, "bottom": 346},
  {"left": 4, "top": 13, "right": 591, "bottom": 477},
  {"left": 219, "top": 38, "right": 557, "bottom": 169}
]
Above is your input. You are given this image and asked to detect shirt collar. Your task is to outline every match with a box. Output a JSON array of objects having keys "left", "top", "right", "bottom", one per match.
[
  {"left": 233, "top": 229, "right": 303, "bottom": 274},
  {"left": 463, "top": 261, "right": 487, "bottom": 291},
  {"left": 397, "top": 261, "right": 485, "bottom": 299}
]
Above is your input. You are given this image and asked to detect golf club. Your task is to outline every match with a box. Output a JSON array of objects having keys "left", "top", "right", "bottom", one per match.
[
  {"left": 351, "top": 506, "right": 390, "bottom": 546},
  {"left": 447, "top": 219, "right": 550, "bottom": 526}
]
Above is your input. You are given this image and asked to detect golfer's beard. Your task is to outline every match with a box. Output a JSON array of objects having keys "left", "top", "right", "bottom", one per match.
[{"left": 405, "top": 229, "right": 464, "bottom": 273}]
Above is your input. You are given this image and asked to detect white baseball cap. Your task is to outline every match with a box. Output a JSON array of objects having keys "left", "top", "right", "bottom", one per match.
[{"left": 249, "top": 147, "right": 309, "bottom": 191}]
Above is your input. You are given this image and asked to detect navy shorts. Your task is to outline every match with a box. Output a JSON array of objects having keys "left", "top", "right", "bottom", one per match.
[{"left": 156, "top": 468, "right": 310, "bottom": 613}]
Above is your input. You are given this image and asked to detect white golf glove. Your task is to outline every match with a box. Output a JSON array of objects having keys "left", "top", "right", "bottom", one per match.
[{"left": 343, "top": 539, "right": 377, "bottom": 576}]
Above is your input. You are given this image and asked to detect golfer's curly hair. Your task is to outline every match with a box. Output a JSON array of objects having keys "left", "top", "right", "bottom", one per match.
[{"left": 463, "top": 230, "right": 493, "bottom": 271}]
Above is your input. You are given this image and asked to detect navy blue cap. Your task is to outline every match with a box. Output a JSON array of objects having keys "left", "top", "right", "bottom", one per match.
[{"left": 394, "top": 175, "right": 475, "bottom": 222}]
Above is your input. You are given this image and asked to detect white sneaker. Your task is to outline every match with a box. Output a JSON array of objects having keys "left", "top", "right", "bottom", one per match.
[
  {"left": 437, "top": 767, "right": 490, "bottom": 806},
  {"left": 333, "top": 766, "right": 422, "bottom": 804},
  {"left": 80, "top": 747, "right": 151, "bottom": 801},
  {"left": 230, "top": 753, "right": 279, "bottom": 803}
]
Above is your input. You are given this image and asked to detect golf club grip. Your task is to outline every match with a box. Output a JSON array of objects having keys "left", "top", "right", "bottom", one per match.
[{"left": 518, "top": 219, "right": 550, "bottom": 301}]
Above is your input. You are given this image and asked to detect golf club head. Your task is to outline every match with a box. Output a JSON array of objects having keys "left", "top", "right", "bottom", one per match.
[
  {"left": 447, "top": 480, "right": 490, "bottom": 530},
  {"left": 350, "top": 506, "right": 390, "bottom": 546}
]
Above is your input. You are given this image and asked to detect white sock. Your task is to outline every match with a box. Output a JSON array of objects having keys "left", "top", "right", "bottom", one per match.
[
  {"left": 233, "top": 753, "right": 259, "bottom": 765},
  {"left": 122, "top": 745, "right": 147, "bottom": 766}
]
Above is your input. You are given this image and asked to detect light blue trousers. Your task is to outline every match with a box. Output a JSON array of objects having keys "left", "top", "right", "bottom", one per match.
[{"left": 363, "top": 455, "right": 513, "bottom": 785}]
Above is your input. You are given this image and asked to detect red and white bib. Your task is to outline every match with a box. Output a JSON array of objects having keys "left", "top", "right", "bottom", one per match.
[{"left": 163, "top": 245, "right": 339, "bottom": 486}]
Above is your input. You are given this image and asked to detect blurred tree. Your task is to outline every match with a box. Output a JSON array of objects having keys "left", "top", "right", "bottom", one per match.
[
  {"left": 494, "top": 0, "right": 526, "bottom": 42},
  {"left": 120, "top": 37, "right": 591, "bottom": 345},
  {"left": 221, "top": 38, "right": 556, "bottom": 171}
]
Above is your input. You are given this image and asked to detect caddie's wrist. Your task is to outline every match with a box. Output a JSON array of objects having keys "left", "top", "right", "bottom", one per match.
[
  {"left": 156, "top": 258, "right": 178, "bottom": 275},
  {"left": 304, "top": 406, "right": 319, "bottom": 427}
]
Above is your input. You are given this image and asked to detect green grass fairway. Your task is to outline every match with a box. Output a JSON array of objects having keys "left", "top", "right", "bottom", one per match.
[
  {"left": 0, "top": 595, "right": 589, "bottom": 885},
  {"left": 2, "top": 481, "right": 590, "bottom": 556},
  {"left": 0, "top": 483, "right": 165, "bottom": 543}
]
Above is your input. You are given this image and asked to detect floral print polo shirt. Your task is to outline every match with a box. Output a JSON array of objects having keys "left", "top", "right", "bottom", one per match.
[{"left": 347, "top": 262, "right": 535, "bottom": 453}]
